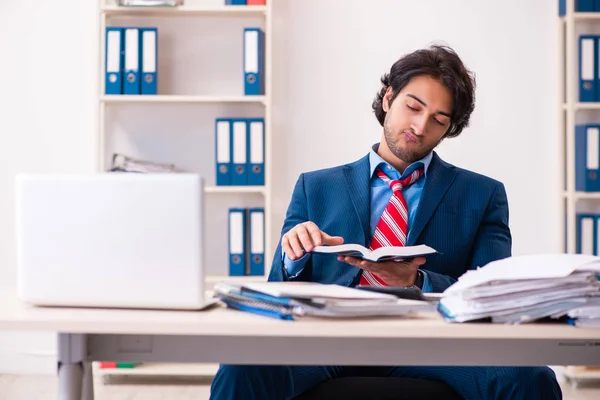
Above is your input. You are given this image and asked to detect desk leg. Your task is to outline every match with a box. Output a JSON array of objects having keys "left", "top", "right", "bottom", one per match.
[
  {"left": 57, "top": 334, "right": 92, "bottom": 400},
  {"left": 82, "top": 362, "right": 95, "bottom": 400}
]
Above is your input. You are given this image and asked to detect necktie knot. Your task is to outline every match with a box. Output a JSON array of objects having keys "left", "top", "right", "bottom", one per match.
[{"left": 376, "top": 166, "right": 424, "bottom": 192}]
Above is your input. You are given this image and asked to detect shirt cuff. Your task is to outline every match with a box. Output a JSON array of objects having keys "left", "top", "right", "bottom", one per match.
[
  {"left": 283, "top": 252, "right": 310, "bottom": 278},
  {"left": 421, "top": 270, "right": 433, "bottom": 293}
]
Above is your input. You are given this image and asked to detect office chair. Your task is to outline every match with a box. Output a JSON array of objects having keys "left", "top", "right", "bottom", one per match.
[{"left": 294, "top": 376, "right": 463, "bottom": 400}]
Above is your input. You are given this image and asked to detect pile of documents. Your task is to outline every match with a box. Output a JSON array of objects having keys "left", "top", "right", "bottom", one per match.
[
  {"left": 213, "top": 281, "right": 435, "bottom": 320},
  {"left": 438, "top": 254, "right": 600, "bottom": 325},
  {"left": 109, "top": 153, "right": 182, "bottom": 173}
]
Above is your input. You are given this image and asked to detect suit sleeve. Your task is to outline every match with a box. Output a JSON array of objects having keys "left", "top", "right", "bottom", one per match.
[
  {"left": 424, "top": 182, "right": 512, "bottom": 292},
  {"left": 267, "top": 174, "right": 314, "bottom": 282}
]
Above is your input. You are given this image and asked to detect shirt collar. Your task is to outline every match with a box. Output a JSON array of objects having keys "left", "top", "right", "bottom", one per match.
[{"left": 369, "top": 143, "right": 433, "bottom": 180}]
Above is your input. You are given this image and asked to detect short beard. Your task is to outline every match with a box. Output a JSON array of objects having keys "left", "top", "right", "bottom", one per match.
[{"left": 383, "top": 118, "right": 439, "bottom": 164}]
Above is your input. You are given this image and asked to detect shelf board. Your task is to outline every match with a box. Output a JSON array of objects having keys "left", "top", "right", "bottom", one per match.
[
  {"left": 205, "top": 186, "right": 265, "bottom": 195},
  {"left": 574, "top": 12, "right": 600, "bottom": 20},
  {"left": 94, "top": 362, "right": 219, "bottom": 377},
  {"left": 101, "top": 5, "right": 267, "bottom": 17},
  {"left": 101, "top": 95, "right": 266, "bottom": 104},
  {"left": 206, "top": 275, "right": 266, "bottom": 284},
  {"left": 564, "top": 191, "right": 600, "bottom": 199},
  {"left": 562, "top": 102, "right": 600, "bottom": 110}
]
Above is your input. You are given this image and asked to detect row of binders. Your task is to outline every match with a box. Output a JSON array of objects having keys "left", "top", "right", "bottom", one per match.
[
  {"left": 105, "top": 27, "right": 157, "bottom": 95},
  {"left": 216, "top": 118, "right": 264, "bottom": 186},
  {"left": 560, "top": 0, "right": 600, "bottom": 15},
  {"left": 225, "top": 0, "right": 266, "bottom": 4},
  {"left": 104, "top": 26, "right": 265, "bottom": 96},
  {"left": 229, "top": 208, "right": 265, "bottom": 276}
]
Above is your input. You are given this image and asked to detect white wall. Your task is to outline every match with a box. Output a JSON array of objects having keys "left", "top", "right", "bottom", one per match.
[
  {"left": 270, "top": 0, "right": 561, "bottom": 257},
  {"left": 0, "top": 0, "right": 98, "bottom": 374},
  {"left": 0, "top": 0, "right": 559, "bottom": 374}
]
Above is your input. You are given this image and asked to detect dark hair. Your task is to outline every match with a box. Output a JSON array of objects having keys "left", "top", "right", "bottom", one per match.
[{"left": 372, "top": 44, "right": 476, "bottom": 139}]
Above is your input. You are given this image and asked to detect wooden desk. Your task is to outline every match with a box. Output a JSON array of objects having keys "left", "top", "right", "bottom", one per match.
[{"left": 1, "top": 291, "right": 599, "bottom": 400}]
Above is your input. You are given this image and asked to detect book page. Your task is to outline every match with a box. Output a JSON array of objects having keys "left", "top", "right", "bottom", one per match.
[{"left": 312, "top": 244, "right": 370, "bottom": 257}]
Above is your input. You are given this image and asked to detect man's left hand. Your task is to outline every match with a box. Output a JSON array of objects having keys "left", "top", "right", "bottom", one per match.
[{"left": 338, "top": 256, "right": 426, "bottom": 287}]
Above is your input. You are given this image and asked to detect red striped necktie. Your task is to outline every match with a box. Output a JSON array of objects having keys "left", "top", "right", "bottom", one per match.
[{"left": 359, "top": 166, "right": 424, "bottom": 286}]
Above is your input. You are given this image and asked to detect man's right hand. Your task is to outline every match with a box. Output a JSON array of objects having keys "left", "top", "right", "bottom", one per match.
[{"left": 281, "top": 222, "right": 344, "bottom": 261}]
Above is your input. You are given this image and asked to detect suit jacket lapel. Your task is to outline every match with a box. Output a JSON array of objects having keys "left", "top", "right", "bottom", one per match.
[
  {"left": 407, "top": 151, "right": 457, "bottom": 245},
  {"left": 343, "top": 154, "right": 371, "bottom": 246}
]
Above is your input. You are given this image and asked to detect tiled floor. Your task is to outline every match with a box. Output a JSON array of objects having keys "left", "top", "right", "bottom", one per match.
[{"left": 0, "top": 373, "right": 599, "bottom": 399}]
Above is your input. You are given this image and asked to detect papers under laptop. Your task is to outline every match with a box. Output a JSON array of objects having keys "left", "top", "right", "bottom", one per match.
[
  {"left": 438, "top": 254, "right": 600, "bottom": 325},
  {"left": 213, "top": 281, "right": 435, "bottom": 320}
]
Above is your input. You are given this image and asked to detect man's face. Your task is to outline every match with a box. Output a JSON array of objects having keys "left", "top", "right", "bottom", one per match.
[{"left": 382, "top": 75, "right": 453, "bottom": 164}]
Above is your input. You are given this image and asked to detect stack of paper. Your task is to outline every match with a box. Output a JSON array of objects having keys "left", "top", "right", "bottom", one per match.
[
  {"left": 109, "top": 153, "right": 182, "bottom": 173},
  {"left": 438, "top": 254, "right": 600, "bottom": 324},
  {"left": 213, "top": 281, "right": 435, "bottom": 320}
]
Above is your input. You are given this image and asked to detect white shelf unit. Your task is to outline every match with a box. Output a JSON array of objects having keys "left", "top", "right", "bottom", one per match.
[
  {"left": 559, "top": 1, "right": 600, "bottom": 384},
  {"left": 93, "top": 362, "right": 219, "bottom": 381},
  {"left": 100, "top": 94, "right": 267, "bottom": 104},
  {"left": 102, "top": 4, "right": 267, "bottom": 16},
  {"left": 96, "top": 0, "right": 272, "bottom": 378}
]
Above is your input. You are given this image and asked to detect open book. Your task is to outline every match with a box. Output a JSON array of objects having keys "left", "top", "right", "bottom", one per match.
[{"left": 311, "top": 244, "right": 438, "bottom": 262}]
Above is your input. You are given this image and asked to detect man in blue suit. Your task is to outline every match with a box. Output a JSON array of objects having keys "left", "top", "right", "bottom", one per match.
[{"left": 210, "top": 45, "right": 562, "bottom": 400}]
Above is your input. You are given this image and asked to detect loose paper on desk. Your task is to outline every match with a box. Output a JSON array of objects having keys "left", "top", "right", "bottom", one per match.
[
  {"left": 438, "top": 254, "right": 600, "bottom": 324},
  {"left": 240, "top": 281, "right": 398, "bottom": 301},
  {"left": 311, "top": 244, "right": 437, "bottom": 262},
  {"left": 444, "top": 253, "right": 600, "bottom": 295},
  {"left": 214, "top": 281, "right": 435, "bottom": 319}
]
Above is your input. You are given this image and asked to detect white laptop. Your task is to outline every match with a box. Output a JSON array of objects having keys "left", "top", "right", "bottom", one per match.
[{"left": 15, "top": 173, "right": 215, "bottom": 310}]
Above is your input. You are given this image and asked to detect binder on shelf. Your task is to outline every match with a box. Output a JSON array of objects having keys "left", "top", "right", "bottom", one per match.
[
  {"left": 248, "top": 208, "right": 265, "bottom": 276},
  {"left": 247, "top": 118, "right": 265, "bottom": 186},
  {"left": 247, "top": 0, "right": 266, "bottom": 4},
  {"left": 596, "top": 0, "right": 600, "bottom": 11},
  {"left": 559, "top": 0, "right": 566, "bottom": 16},
  {"left": 578, "top": 0, "right": 595, "bottom": 11},
  {"left": 225, "top": 0, "right": 247, "bottom": 4},
  {"left": 105, "top": 27, "right": 123, "bottom": 95},
  {"left": 576, "top": 124, "right": 600, "bottom": 191},
  {"left": 229, "top": 208, "right": 247, "bottom": 276},
  {"left": 216, "top": 119, "right": 232, "bottom": 186},
  {"left": 244, "top": 28, "right": 265, "bottom": 96},
  {"left": 577, "top": 213, "right": 598, "bottom": 255},
  {"left": 123, "top": 27, "right": 141, "bottom": 95},
  {"left": 579, "top": 35, "right": 596, "bottom": 102},
  {"left": 232, "top": 119, "right": 248, "bottom": 185},
  {"left": 140, "top": 28, "right": 157, "bottom": 95}
]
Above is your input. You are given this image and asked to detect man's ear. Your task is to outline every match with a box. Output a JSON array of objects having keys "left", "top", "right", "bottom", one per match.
[{"left": 383, "top": 87, "right": 393, "bottom": 112}]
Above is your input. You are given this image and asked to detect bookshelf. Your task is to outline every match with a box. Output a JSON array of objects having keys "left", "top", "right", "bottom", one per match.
[
  {"left": 559, "top": 0, "right": 600, "bottom": 385},
  {"left": 96, "top": 0, "right": 272, "bottom": 378},
  {"left": 100, "top": 94, "right": 267, "bottom": 103},
  {"left": 102, "top": 4, "right": 267, "bottom": 16}
]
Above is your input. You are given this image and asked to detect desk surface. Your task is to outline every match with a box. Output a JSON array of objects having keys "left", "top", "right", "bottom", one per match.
[{"left": 1, "top": 291, "right": 599, "bottom": 340}]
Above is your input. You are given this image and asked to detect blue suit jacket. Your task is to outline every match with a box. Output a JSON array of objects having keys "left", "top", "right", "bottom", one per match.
[{"left": 267, "top": 151, "right": 512, "bottom": 292}]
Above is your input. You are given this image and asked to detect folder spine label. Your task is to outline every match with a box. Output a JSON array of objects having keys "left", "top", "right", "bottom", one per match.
[
  {"left": 232, "top": 120, "right": 248, "bottom": 185},
  {"left": 248, "top": 119, "right": 265, "bottom": 186},
  {"left": 579, "top": 36, "right": 596, "bottom": 102},
  {"left": 216, "top": 119, "right": 232, "bottom": 186},
  {"left": 249, "top": 208, "right": 265, "bottom": 276},
  {"left": 141, "top": 28, "right": 157, "bottom": 95},
  {"left": 244, "top": 28, "right": 265, "bottom": 95},
  {"left": 229, "top": 208, "right": 247, "bottom": 276},
  {"left": 123, "top": 28, "right": 141, "bottom": 95},
  {"left": 105, "top": 28, "right": 123, "bottom": 95}
]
